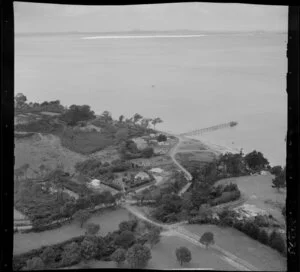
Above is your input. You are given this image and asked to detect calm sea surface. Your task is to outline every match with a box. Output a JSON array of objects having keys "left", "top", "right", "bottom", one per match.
[{"left": 15, "top": 33, "right": 287, "bottom": 166}]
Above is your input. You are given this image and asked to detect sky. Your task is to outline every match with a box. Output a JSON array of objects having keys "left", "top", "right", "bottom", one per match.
[{"left": 14, "top": 2, "right": 288, "bottom": 33}]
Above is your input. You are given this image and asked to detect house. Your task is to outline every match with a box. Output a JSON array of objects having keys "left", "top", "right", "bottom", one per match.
[
  {"left": 134, "top": 172, "right": 150, "bottom": 181},
  {"left": 260, "top": 170, "right": 268, "bottom": 175},
  {"left": 90, "top": 179, "right": 101, "bottom": 188}
]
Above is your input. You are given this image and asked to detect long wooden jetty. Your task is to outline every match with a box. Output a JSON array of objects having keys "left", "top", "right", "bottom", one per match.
[{"left": 180, "top": 121, "right": 238, "bottom": 137}]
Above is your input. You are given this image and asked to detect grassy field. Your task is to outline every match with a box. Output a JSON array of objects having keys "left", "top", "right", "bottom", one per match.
[
  {"left": 175, "top": 151, "right": 216, "bottom": 163},
  {"left": 214, "top": 174, "right": 286, "bottom": 225},
  {"left": 13, "top": 208, "right": 130, "bottom": 255},
  {"left": 60, "top": 130, "right": 114, "bottom": 155},
  {"left": 14, "top": 133, "right": 86, "bottom": 176},
  {"left": 183, "top": 224, "right": 286, "bottom": 271},
  {"left": 14, "top": 133, "right": 120, "bottom": 177}
]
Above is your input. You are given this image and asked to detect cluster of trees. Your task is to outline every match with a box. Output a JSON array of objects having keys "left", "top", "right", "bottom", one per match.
[
  {"left": 75, "top": 158, "right": 132, "bottom": 177},
  {"left": 14, "top": 93, "right": 65, "bottom": 113},
  {"left": 60, "top": 105, "right": 96, "bottom": 126},
  {"left": 271, "top": 165, "right": 286, "bottom": 192},
  {"left": 175, "top": 232, "right": 214, "bottom": 266},
  {"left": 119, "top": 139, "right": 154, "bottom": 159}
]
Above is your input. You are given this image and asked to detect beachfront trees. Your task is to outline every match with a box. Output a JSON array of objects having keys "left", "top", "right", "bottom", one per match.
[
  {"left": 200, "top": 232, "right": 215, "bottom": 249},
  {"left": 141, "top": 118, "right": 152, "bottom": 128},
  {"left": 73, "top": 210, "right": 90, "bottom": 228},
  {"left": 175, "top": 247, "right": 192, "bottom": 266},
  {"left": 151, "top": 117, "right": 163, "bottom": 129},
  {"left": 125, "top": 244, "right": 152, "bottom": 269},
  {"left": 111, "top": 248, "right": 126, "bottom": 267},
  {"left": 85, "top": 223, "right": 100, "bottom": 236},
  {"left": 244, "top": 150, "right": 269, "bottom": 171},
  {"left": 133, "top": 113, "right": 143, "bottom": 124}
]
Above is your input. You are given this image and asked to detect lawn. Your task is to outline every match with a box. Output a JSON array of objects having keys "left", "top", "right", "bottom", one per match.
[
  {"left": 183, "top": 224, "right": 286, "bottom": 271},
  {"left": 214, "top": 174, "right": 286, "bottom": 225},
  {"left": 13, "top": 208, "right": 130, "bottom": 255}
]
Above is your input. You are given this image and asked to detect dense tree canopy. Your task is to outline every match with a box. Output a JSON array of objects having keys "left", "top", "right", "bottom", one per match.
[
  {"left": 175, "top": 247, "right": 192, "bottom": 266},
  {"left": 125, "top": 244, "right": 152, "bottom": 269},
  {"left": 60, "top": 105, "right": 95, "bottom": 126},
  {"left": 244, "top": 150, "right": 269, "bottom": 171}
]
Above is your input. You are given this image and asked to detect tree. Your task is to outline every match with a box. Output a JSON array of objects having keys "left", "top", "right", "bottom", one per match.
[
  {"left": 157, "top": 134, "right": 167, "bottom": 142},
  {"left": 141, "top": 147, "right": 154, "bottom": 158},
  {"left": 258, "top": 229, "right": 269, "bottom": 245},
  {"left": 141, "top": 118, "right": 152, "bottom": 128},
  {"left": 25, "top": 257, "right": 45, "bottom": 270},
  {"left": 115, "top": 230, "right": 136, "bottom": 249},
  {"left": 175, "top": 247, "right": 192, "bottom": 266},
  {"left": 119, "top": 220, "right": 138, "bottom": 232},
  {"left": 40, "top": 247, "right": 56, "bottom": 266},
  {"left": 270, "top": 165, "right": 283, "bottom": 176},
  {"left": 85, "top": 223, "right": 100, "bottom": 236},
  {"left": 244, "top": 150, "right": 269, "bottom": 171},
  {"left": 101, "top": 110, "right": 113, "bottom": 123},
  {"left": 73, "top": 210, "right": 90, "bottom": 228},
  {"left": 147, "top": 228, "right": 161, "bottom": 248},
  {"left": 60, "top": 104, "right": 95, "bottom": 126},
  {"left": 133, "top": 113, "right": 143, "bottom": 124},
  {"left": 269, "top": 231, "right": 286, "bottom": 254},
  {"left": 15, "top": 93, "right": 27, "bottom": 108},
  {"left": 111, "top": 248, "right": 126, "bottom": 267},
  {"left": 119, "top": 115, "right": 125, "bottom": 123},
  {"left": 272, "top": 168, "right": 286, "bottom": 192},
  {"left": 61, "top": 242, "right": 82, "bottom": 266},
  {"left": 125, "top": 244, "right": 152, "bottom": 269},
  {"left": 151, "top": 117, "right": 163, "bottom": 129},
  {"left": 80, "top": 236, "right": 98, "bottom": 260},
  {"left": 200, "top": 232, "right": 215, "bottom": 249},
  {"left": 115, "top": 128, "right": 129, "bottom": 142}
]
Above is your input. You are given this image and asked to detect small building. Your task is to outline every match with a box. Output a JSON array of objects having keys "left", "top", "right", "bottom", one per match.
[
  {"left": 132, "top": 137, "right": 148, "bottom": 150},
  {"left": 90, "top": 179, "right": 101, "bottom": 188},
  {"left": 134, "top": 172, "right": 150, "bottom": 181},
  {"left": 260, "top": 170, "right": 268, "bottom": 175},
  {"left": 149, "top": 168, "right": 164, "bottom": 174}
]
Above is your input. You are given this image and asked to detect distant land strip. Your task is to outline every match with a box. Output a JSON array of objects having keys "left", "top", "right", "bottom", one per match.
[{"left": 81, "top": 34, "right": 208, "bottom": 40}]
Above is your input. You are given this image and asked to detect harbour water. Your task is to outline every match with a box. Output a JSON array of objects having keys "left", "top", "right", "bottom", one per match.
[{"left": 15, "top": 32, "right": 287, "bottom": 166}]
